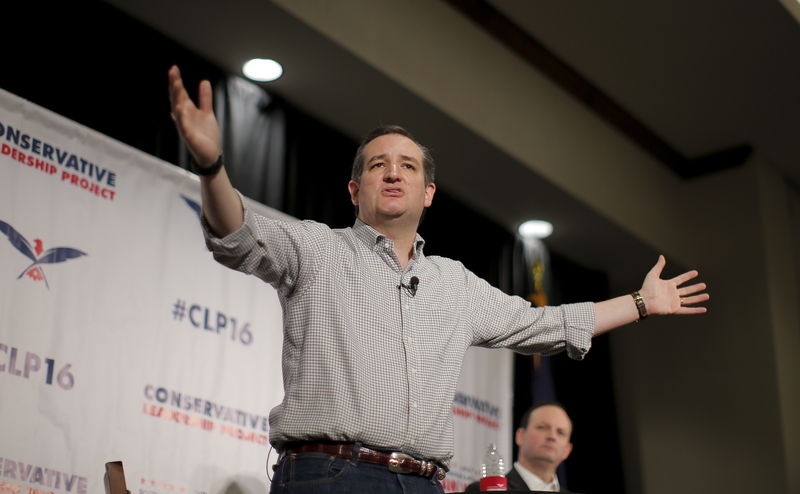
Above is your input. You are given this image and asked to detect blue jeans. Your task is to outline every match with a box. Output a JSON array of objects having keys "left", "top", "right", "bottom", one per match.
[{"left": 269, "top": 451, "right": 445, "bottom": 494}]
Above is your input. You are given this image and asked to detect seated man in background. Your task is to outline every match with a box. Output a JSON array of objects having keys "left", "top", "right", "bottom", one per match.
[{"left": 466, "top": 402, "right": 574, "bottom": 492}]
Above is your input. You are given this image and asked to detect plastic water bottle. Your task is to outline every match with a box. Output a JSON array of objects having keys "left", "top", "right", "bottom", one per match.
[{"left": 479, "top": 443, "right": 507, "bottom": 491}]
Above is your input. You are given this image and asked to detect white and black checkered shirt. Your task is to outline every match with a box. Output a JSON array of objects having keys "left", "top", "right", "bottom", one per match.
[{"left": 204, "top": 209, "right": 594, "bottom": 465}]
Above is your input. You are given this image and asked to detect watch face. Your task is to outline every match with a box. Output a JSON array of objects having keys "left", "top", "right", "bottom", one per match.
[{"left": 632, "top": 292, "right": 647, "bottom": 319}]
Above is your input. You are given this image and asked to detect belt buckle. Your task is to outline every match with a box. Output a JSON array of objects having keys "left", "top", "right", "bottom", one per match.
[{"left": 387, "top": 452, "right": 415, "bottom": 474}]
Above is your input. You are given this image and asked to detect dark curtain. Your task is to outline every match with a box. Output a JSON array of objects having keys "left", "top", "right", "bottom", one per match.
[{"left": 214, "top": 76, "right": 287, "bottom": 211}]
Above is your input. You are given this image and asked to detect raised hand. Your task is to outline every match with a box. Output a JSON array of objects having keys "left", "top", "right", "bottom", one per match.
[
  {"left": 167, "top": 65, "right": 220, "bottom": 167},
  {"left": 639, "top": 255, "right": 709, "bottom": 316}
]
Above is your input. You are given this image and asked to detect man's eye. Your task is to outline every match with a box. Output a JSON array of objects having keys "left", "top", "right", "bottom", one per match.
[{"left": 371, "top": 163, "right": 384, "bottom": 168}]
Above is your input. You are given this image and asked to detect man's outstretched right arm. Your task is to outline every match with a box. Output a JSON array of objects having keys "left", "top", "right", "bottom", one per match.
[{"left": 168, "top": 65, "right": 242, "bottom": 237}]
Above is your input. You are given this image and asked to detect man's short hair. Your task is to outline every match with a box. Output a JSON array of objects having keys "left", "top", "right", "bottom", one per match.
[
  {"left": 518, "top": 401, "right": 571, "bottom": 432},
  {"left": 350, "top": 125, "right": 436, "bottom": 185}
]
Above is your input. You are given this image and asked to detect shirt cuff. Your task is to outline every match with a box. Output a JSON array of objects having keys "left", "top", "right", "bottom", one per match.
[
  {"left": 202, "top": 205, "right": 258, "bottom": 258},
  {"left": 561, "top": 302, "right": 595, "bottom": 360}
]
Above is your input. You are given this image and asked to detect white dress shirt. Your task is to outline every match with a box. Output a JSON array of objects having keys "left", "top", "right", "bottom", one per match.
[{"left": 515, "top": 461, "right": 561, "bottom": 492}]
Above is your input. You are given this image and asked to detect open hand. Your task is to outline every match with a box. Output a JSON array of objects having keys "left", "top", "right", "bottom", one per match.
[
  {"left": 640, "top": 255, "right": 709, "bottom": 316},
  {"left": 167, "top": 65, "right": 220, "bottom": 167}
]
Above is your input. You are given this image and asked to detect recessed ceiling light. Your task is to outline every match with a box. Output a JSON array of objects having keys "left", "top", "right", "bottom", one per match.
[
  {"left": 518, "top": 220, "right": 553, "bottom": 239},
  {"left": 242, "top": 58, "right": 283, "bottom": 82}
]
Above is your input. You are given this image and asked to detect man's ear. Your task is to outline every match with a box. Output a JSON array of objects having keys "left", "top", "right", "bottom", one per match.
[
  {"left": 515, "top": 427, "right": 525, "bottom": 448},
  {"left": 348, "top": 180, "right": 360, "bottom": 206},
  {"left": 424, "top": 182, "right": 436, "bottom": 207}
]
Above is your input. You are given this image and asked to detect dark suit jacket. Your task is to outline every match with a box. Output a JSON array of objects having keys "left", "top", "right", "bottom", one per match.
[{"left": 464, "top": 466, "right": 528, "bottom": 492}]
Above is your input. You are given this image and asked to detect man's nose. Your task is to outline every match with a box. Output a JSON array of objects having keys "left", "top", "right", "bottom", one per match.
[{"left": 384, "top": 163, "right": 400, "bottom": 181}]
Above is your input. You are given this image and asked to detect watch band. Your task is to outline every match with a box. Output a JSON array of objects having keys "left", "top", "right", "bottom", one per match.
[
  {"left": 631, "top": 291, "right": 648, "bottom": 321},
  {"left": 192, "top": 154, "right": 223, "bottom": 176}
]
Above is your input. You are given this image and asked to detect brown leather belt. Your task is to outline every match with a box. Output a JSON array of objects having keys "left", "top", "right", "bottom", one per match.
[{"left": 282, "top": 442, "right": 447, "bottom": 481}]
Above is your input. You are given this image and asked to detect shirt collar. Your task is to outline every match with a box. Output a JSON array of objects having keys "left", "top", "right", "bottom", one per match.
[
  {"left": 352, "top": 219, "right": 426, "bottom": 258},
  {"left": 514, "top": 461, "right": 560, "bottom": 492}
]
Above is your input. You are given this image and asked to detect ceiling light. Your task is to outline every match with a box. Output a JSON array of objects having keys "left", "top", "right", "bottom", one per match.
[
  {"left": 242, "top": 58, "right": 283, "bottom": 82},
  {"left": 518, "top": 220, "right": 553, "bottom": 239}
]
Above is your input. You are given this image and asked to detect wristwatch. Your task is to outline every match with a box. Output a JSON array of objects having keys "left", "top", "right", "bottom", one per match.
[
  {"left": 192, "top": 154, "right": 223, "bottom": 176},
  {"left": 630, "top": 291, "right": 648, "bottom": 321}
]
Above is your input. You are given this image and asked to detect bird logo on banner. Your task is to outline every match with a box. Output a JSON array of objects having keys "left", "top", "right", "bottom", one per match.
[
  {"left": 181, "top": 195, "right": 202, "bottom": 219},
  {"left": 0, "top": 220, "right": 87, "bottom": 289}
]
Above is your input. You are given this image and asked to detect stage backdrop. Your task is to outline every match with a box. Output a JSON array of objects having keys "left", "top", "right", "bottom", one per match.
[{"left": 0, "top": 87, "right": 511, "bottom": 494}]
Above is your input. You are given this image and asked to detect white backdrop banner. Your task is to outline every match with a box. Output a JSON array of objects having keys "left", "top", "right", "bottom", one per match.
[
  {"left": 445, "top": 348, "right": 513, "bottom": 493},
  {"left": 0, "top": 88, "right": 511, "bottom": 494}
]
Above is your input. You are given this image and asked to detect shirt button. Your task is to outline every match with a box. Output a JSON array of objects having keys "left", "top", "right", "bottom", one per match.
[
  {"left": 411, "top": 402, "right": 417, "bottom": 408},
  {"left": 410, "top": 368, "right": 417, "bottom": 374}
]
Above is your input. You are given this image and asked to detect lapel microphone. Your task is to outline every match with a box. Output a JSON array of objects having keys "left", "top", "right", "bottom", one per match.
[{"left": 398, "top": 276, "right": 420, "bottom": 297}]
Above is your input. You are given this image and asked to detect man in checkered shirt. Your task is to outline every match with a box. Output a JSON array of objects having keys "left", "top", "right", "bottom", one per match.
[{"left": 169, "top": 66, "right": 709, "bottom": 493}]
